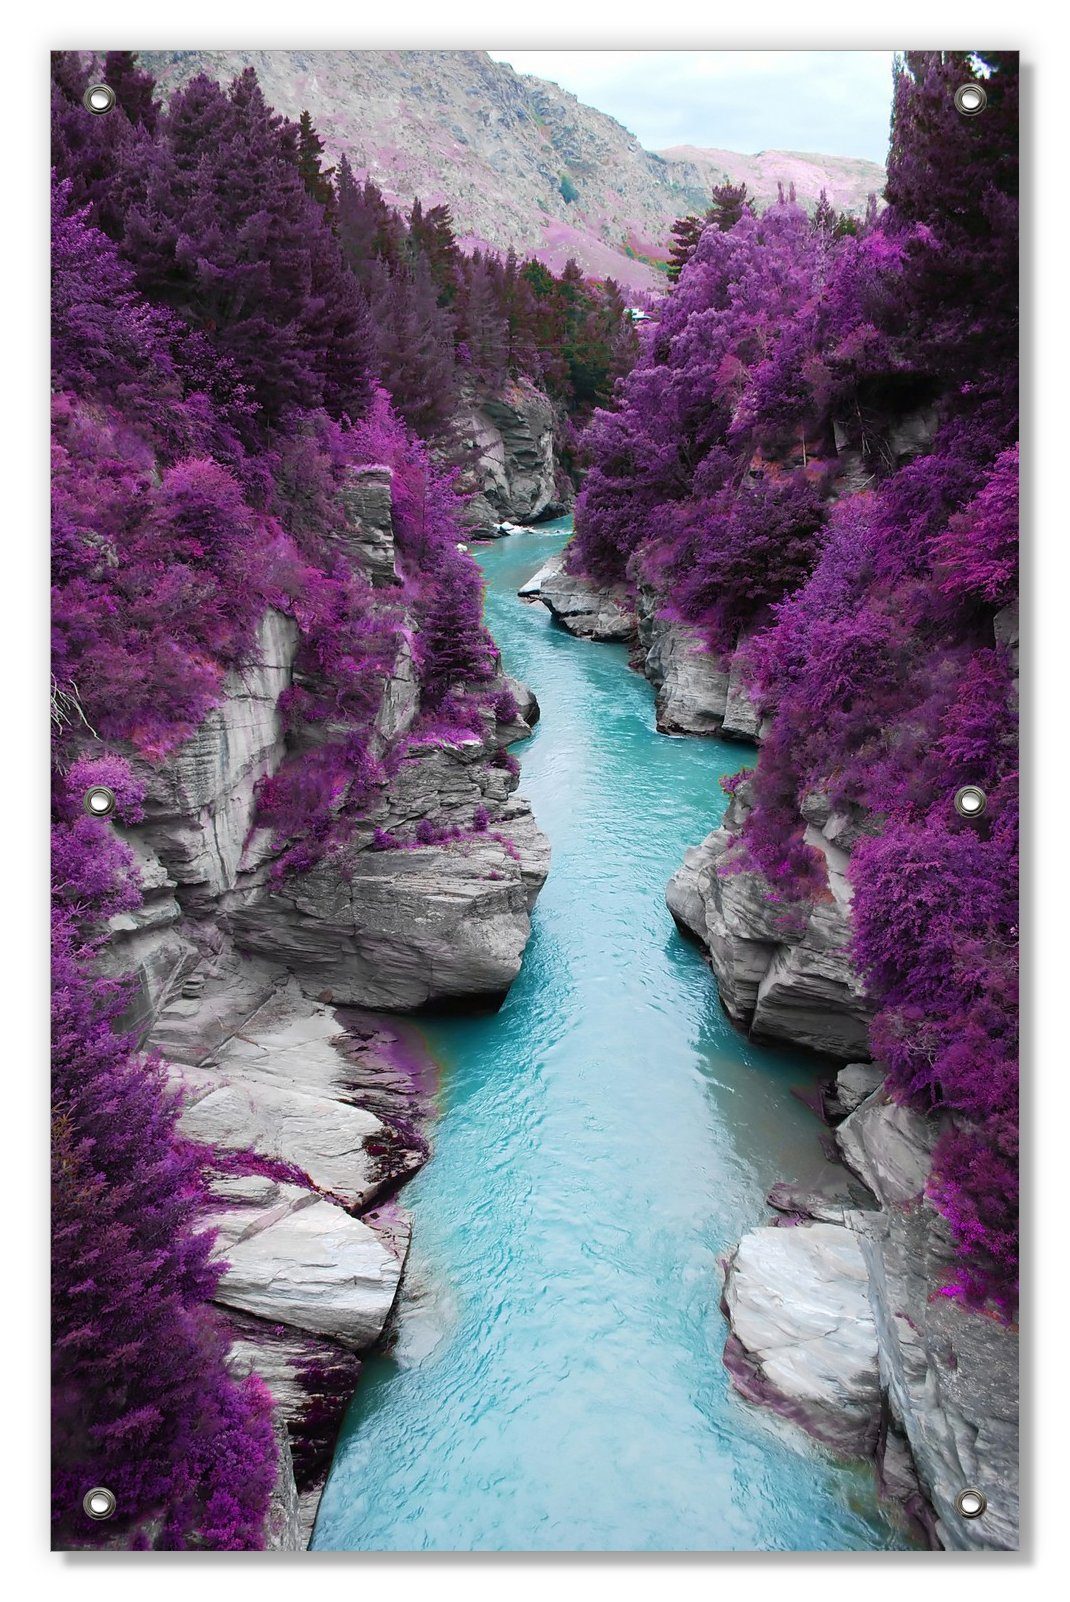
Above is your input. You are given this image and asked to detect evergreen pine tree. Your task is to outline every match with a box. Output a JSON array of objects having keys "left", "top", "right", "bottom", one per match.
[{"left": 295, "top": 109, "right": 336, "bottom": 220}]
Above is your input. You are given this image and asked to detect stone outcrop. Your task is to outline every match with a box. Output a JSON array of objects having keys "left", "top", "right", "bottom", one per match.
[
  {"left": 141, "top": 925, "right": 436, "bottom": 1546},
  {"left": 335, "top": 464, "right": 400, "bottom": 586},
  {"left": 165, "top": 977, "right": 429, "bottom": 1210},
  {"left": 459, "top": 380, "right": 565, "bottom": 533},
  {"left": 529, "top": 564, "right": 763, "bottom": 739},
  {"left": 636, "top": 587, "right": 761, "bottom": 740},
  {"left": 232, "top": 828, "right": 546, "bottom": 1010},
  {"left": 229, "top": 722, "right": 550, "bottom": 1009},
  {"left": 206, "top": 1179, "right": 407, "bottom": 1349},
  {"left": 723, "top": 1220, "right": 881, "bottom": 1456},
  {"left": 518, "top": 557, "right": 564, "bottom": 600},
  {"left": 99, "top": 609, "right": 300, "bottom": 1036},
  {"left": 667, "top": 783, "right": 872, "bottom": 1060},
  {"left": 98, "top": 468, "right": 549, "bottom": 1024},
  {"left": 538, "top": 562, "right": 635, "bottom": 641},
  {"left": 834, "top": 1061, "right": 885, "bottom": 1116},
  {"left": 722, "top": 1082, "right": 1019, "bottom": 1550}
]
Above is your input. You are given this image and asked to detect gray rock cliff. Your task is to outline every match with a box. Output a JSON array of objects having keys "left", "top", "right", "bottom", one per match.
[
  {"left": 722, "top": 1083, "right": 1019, "bottom": 1550},
  {"left": 458, "top": 380, "right": 568, "bottom": 536},
  {"left": 636, "top": 586, "right": 761, "bottom": 740},
  {"left": 666, "top": 785, "right": 872, "bottom": 1060},
  {"left": 90, "top": 461, "right": 548, "bottom": 1545}
]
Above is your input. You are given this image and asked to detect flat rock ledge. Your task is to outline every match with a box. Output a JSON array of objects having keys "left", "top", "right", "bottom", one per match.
[
  {"left": 148, "top": 955, "right": 437, "bottom": 1545},
  {"left": 723, "top": 1084, "right": 1019, "bottom": 1551},
  {"left": 538, "top": 563, "right": 636, "bottom": 642}
]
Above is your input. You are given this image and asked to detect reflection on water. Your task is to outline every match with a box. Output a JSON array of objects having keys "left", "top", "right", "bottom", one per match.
[{"left": 312, "top": 519, "right": 910, "bottom": 1552}]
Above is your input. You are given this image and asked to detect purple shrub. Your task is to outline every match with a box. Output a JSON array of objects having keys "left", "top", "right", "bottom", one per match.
[{"left": 494, "top": 687, "right": 520, "bottom": 723}]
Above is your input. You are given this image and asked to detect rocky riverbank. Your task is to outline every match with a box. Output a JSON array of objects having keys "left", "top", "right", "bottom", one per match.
[
  {"left": 722, "top": 1065, "right": 1019, "bottom": 1550},
  {"left": 666, "top": 778, "right": 872, "bottom": 1060},
  {"left": 92, "top": 476, "right": 549, "bottom": 1546},
  {"left": 666, "top": 776, "right": 1018, "bottom": 1549},
  {"left": 523, "top": 559, "right": 761, "bottom": 738}
]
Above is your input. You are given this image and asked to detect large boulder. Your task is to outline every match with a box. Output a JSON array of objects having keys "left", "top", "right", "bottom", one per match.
[
  {"left": 207, "top": 1179, "right": 408, "bottom": 1349},
  {"left": 724, "top": 1069, "right": 1019, "bottom": 1550},
  {"left": 518, "top": 557, "right": 564, "bottom": 600},
  {"left": 723, "top": 1220, "right": 882, "bottom": 1455},
  {"left": 228, "top": 725, "right": 550, "bottom": 1009}
]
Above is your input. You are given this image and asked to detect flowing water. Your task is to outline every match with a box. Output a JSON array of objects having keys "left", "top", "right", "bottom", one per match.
[{"left": 313, "top": 518, "right": 910, "bottom": 1552}]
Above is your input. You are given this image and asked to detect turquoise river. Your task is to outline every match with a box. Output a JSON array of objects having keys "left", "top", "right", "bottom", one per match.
[{"left": 312, "top": 517, "right": 910, "bottom": 1553}]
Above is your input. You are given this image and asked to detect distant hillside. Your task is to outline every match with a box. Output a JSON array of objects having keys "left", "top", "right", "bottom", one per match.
[
  {"left": 138, "top": 50, "right": 885, "bottom": 291},
  {"left": 656, "top": 145, "right": 884, "bottom": 218}
]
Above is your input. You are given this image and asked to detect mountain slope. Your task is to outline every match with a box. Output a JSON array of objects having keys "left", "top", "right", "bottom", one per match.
[
  {"left": 656, "top": 144, "right": 884, "bottom": 217},
  {"left": 138, "top": 50, "right": 885, "bottom": 290}
]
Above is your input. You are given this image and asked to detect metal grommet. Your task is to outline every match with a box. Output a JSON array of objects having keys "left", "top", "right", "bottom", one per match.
[
  {"left": 82, "top": 83, "right": 116, "bottom": 116},
  {"left": 83, "top": 1486, "right": 117, "bottom": 1520},
  {"left": 955, "top": 1487, "right": 987, "bottom": 1519},
  {"left": 954, "top": 83, "right": 987, "bottom": 117},
  {"left": 82, "top": 785, "right": 117, "bottom": 819},
  {"left": 954, "top": 784, "right": 987, "bottom": 819}
]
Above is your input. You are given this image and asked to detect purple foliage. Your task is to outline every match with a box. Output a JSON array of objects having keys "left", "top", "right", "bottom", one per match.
[
  {"left": 52, "top": 761, "right": 277, "bottom": 1549},
  {"left": 50, "top": 50, "right": 554, "bottom": 1550},
  {"left": 574, "top": 53, "right": 1019, "bottom": 1309}
]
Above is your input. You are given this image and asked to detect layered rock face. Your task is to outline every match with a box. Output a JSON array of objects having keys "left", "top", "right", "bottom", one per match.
[
  {"left": 99, "top": 608, "right": 300, "bottom": 1037},
  {"left": 636, "top": 586, "right": 761, "bottom": 740},
  {"left": 459, "top": 380, "right": 568, "bottom": 536},
  {"left": 667, "top": 782, "right": 872, "bottom": 1060},
  {"left": 528, "top": 563, "right": 762, "bottom": 742},
  {"left": 229, "top": 722, "right": 549, "bottom": 1009},
  {"left": 722, "top": 1077, "right": 1019, "bottom": 1551},
  {"left": 93, "top": 474, "right": 548, "bottom": 1545}
]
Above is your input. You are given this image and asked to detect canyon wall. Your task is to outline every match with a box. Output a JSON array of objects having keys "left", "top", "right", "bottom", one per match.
[
  {"left": 92, "top": 477, "right": 548, "bottom": 1545},
  {"left": 722, "top": 1072, "right": 1019, "bottom": 1550},
  {"left": 663, "top": 726, "right": 1018, "bottom": 1550}
]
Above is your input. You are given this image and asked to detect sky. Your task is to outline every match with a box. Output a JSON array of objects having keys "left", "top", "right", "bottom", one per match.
[{"left": 488, "top": 51, "right": 896, "bottom": 166}]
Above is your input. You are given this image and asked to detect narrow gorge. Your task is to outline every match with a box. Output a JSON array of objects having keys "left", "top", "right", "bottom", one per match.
[
  {"left": 51, "top": 47, "right": 1018, "bottom": 1557},
  {"left": 526, "top": 524, "right": 1018, "bottom": 1551}
]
